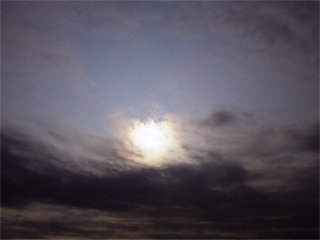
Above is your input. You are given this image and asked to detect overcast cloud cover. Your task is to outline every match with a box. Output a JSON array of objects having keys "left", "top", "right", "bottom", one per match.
[{"left": 1, "top": 1, "right": 319, "bottom": 239}]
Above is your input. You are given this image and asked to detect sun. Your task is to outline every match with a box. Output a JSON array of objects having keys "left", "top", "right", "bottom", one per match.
[{"left": 129, "top": 119, "right": 175, "bottom": 159}]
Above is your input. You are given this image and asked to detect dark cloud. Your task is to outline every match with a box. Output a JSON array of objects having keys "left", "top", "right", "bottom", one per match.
[
  {"left": 1, "top": 127, "right": 249, "bottom": 210},
  {"left": 200, "top": 109, "right": 236, "bottom": 128},
  {"left": 239, "top": 122, "right": 320, "bottom": 162},
  {"left": 1, "top": 122, "right": 319, "bottom": 238},
  {"left": 2, "top": 1, "right": 318, "bottom": 238},
  {"left": 284, "top": 123, "right": 319, "bottom": 154}
]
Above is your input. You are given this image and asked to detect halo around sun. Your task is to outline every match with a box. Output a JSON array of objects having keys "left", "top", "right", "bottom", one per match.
[{"left": 128, "top": 118, "right": 177, "bottom": 164}]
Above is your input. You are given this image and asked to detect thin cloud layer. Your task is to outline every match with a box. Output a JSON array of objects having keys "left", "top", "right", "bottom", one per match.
[
  {"left": 2, "top": 1, "right": 318, "bottom": 238},
  {"left": 2, "top": 108, "right": 318, "bottom": 238}
]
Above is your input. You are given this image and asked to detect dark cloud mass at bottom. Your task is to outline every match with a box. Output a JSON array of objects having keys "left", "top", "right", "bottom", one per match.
[
  {"left": 1, "top": 0, "right": 319, "bottom": 238},
  {"left": 1, "top": 111, "right": 319, "bottom": 239}
]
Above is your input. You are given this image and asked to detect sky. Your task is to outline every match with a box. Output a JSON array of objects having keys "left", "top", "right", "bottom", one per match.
[{"left": 1, "top": 1, "right": 319, "bottom": 239}]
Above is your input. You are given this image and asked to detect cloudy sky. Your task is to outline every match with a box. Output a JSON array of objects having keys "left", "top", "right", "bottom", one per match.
[{"left": 1, "top": 1, "right": 319, "bottom": 239}]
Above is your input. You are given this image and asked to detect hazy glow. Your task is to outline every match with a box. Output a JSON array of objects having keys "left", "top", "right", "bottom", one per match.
[{"left": 129, "top": 119, "right": 175, "bottom": 160}]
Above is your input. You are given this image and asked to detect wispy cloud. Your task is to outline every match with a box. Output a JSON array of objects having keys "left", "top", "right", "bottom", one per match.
[
  {"left": 2, "top": 2, "right": 95, "bottom": 92},
  {"left": 1, "top": 1, "right": 318, "bottom": 238},
  {"left": 2, "top": 108, "right": 318, "bottom": 238}
]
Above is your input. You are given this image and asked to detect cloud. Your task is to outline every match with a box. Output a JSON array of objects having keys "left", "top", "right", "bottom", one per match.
[
  {"left": 2, "top": 127, "right": 248, "bottom": 210},
  {"left": 4, "top": 1, "right": 317, "bottom": 92},
  {"left": 2, "top": 203, "right": 155, "bottom": 239},
  {"left": 2, "top": 1, "right": 318, "bottom": 237},
  {"left": 1, "top": 110, "right": 319, "bottom": 238},
  {"left": 175, "top": 1, "right": 318, "bottom": 83},
  {"left": 2, "top": 2, "right": 95, "bottom": 92},
  {"left": 284, "top": 123, "right": 319, "bottom": 154},
  {"left": 199, "top": 108, "right": 236, "bottom": 128}
]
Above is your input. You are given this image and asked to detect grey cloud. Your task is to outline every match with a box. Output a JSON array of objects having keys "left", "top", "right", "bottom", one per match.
[
  {"left": 2, "top": 118, "right": 319, "bottom": 238},
  {"left": 176, "top": 1, "right": 318, "bottom": 83},
  {"left": 193, "top": 107, "right": 268, "bottom": 135},
  {"left": 1, "top": 124, "right": 133, "bottom": 178},
  {"left": 2, "top": 2, "right": 94, "bottom": 91},
  {"left": 284, "top": 123, "right": 319, "bottom": 154},
  {"left": 197, "top": 108, "right": 319, "bottom": 154},
  {"left": 2, "top": 203, "right": 154, "bottom": 239},
  {"left": 199, "top": 108, "right": 236, "bottom": 128},
  {"left": 183, "top": 107, "right": 318, "bottom": 194},
  {"left": 1, "top": 126, "right": 250, "bottom": 210},
  {"left": 3, "top": 1, "right": 318, "bottom": 95},
  {"left": 241, "top": 122, "right": 319, "bottom": 162}
]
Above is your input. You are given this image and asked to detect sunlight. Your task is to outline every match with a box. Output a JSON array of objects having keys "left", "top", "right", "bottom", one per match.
[{"left": 129, "top": 119, "right": 175, "bottom": 161}]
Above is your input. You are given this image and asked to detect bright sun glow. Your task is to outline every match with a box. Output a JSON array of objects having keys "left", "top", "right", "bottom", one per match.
[{"left": 129, "top": 119, "right": 175, "bottom": 159}]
